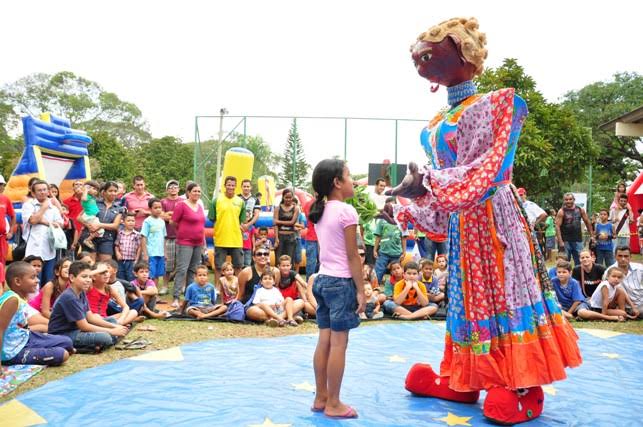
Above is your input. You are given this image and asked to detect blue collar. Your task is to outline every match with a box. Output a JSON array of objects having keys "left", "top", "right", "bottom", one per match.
[{"left": 447, "top": 80, "right": 477, "bottom": 106}]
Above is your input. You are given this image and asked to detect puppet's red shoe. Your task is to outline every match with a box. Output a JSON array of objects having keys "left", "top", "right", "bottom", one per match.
[
  {"left": 483, "top": 386, "right": 544, "bottom": 425},
  {"left": 404, "top": 363, "right": 479, "bottom": 403}
]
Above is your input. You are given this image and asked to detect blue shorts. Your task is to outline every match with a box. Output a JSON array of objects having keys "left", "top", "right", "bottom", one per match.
[
  {"left": 545, "top": 236, "right": 556, "bottom": 250},
  {"left": 313, "top": 275, "right": 360, "bottom": 332},
  {"left": 148, "top": 256, "right": 166, "bottom": 279}
]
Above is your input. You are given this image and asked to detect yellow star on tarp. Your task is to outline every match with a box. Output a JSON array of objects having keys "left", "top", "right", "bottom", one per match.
[
  {"left": 542, "top": 385, "right": 557, "bottom": 396},
  {"left": 600, "top": 352, "right": 620, "bottom": 359},
  {"left": 247, "top": 417, "right": 292, "bottom": 427},
  {"left": 0, "top": 399, "right": 47, "bottom": 426},
  {"left": 434, "top": 412, "right": 472, "bottom": 426},
  {"left": 291, "top": 381, "right": 316, "bottom": 392},
  {"left": 388, "top": 354, "right": 407, "bottom": 363},
  {"left": 130, "top": 346, "right": 184, "bottom": 361},
  {"left": 581, "top": 328, "right": 623, "bottom": 339}
]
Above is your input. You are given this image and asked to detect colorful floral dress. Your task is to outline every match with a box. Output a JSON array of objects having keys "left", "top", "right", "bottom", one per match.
[{"left": 400, "top": 86, "right": 582, "bottom": 392}]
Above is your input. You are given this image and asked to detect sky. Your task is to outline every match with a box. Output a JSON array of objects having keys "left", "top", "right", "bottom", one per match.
[{"left": 1, "top": 1, "right": 642, "bottom": 176}]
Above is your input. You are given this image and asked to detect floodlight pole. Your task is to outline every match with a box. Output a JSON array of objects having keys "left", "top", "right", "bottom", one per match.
[{"left": 214, "top": 108, "right": 228, "bottom": 198}]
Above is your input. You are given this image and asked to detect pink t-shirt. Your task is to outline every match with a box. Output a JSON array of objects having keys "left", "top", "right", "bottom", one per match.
[
  {"left": 171, "top": 201, "right": 206, "bottom": 247},
  {"left": 124, "top": 192, "right": 153, "bottom": 230},
  {"left": 315, "top": 200, "right": 358, "bottom": 278}
]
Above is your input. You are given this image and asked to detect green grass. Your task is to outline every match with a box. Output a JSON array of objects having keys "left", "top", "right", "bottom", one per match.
[{"left": 3, "top": 253, "right": 642, "bottom": 403}]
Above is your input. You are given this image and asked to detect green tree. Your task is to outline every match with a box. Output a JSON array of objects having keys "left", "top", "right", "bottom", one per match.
[
  {"left": 88, "top": 131, "right": 136, "bottom": 183},
  {"left": 0, "top": 71, "right": 151, "bottom": 147},
  {"left": 139, "top": 136, "right": 194, "bottom": 196},
  {"left": 563, "top": 72, "right": 643, "bottom": 185},
  {"left": 476, "top": 59, "right": 596, "bottom": 208},
  {"left": 278, "top": 119, "right": 310, "bottom": 188}
]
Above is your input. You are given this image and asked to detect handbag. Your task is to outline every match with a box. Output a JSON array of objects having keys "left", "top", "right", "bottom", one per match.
[
  {"left": 12, "top": 226, "right": 30, "bottom": 261},
  {"left": 48, "top": 224, "right": 68, "bottom": 250}
]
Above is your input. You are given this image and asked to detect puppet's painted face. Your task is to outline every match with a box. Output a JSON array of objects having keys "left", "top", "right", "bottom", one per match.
[{"left": 411, "top": 36, "right": 476, "bottom": 90}]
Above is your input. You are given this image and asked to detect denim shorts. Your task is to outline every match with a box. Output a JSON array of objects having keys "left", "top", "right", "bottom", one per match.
[
  {"left": 214, "top": 247, "right": 244, "bottom": 269},
  {"left": 313, "top": 275, "right": 360, "bottom": 331}
]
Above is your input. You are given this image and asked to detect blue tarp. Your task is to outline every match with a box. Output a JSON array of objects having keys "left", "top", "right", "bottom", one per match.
[{"left": 8, "top": 323, "right": 643, "bottom": 426}]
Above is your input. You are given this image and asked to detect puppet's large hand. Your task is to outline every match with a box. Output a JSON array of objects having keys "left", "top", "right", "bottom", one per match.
[{"left": 385, "top": 162, "right": 427, "bottom": 199}]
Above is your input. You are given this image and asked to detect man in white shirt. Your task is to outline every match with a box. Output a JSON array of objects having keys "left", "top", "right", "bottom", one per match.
[
  {"left": 368, "top": 178, "right": 389, "bottom": 210},
  {"left": 517, "top": 188, "right": 546, "bottom": 229},
  {"left": 21, "top": 179, "right": 63, "bottom": 285},
  {"left": 607, "top": 246, "right": 643, "bottom": 318}
]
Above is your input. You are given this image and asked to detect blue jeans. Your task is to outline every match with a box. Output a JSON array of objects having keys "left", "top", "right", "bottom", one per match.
[
  {"left": 312, "top": 275, "right": 359, "bottom": 331},
  {"left": 564, "top": 241, "right": 584, "bottom": 266},
  {"left": 118, "top": 260, "right": 136, "bottom": 282},
  {"left": 40, "top": 258, "right": 56, "bottom": 287},
  {"left": 374, "top": 252, "right": 402, "bottom": 284},
  {"left": 595, "top": 249, "right": 615, "bottom": 267},
  {"left": 243, "top": 249, "right": 252, "bottom": 267},
  {"left": 424, "top": 239, "right": 447, "bottom": 262},
  {"left": 305, "top": 240, "right": 319, "bottom": 277},
  {"left": 614, "top": 236, "right": 630, "bottom": 253},
  {"left": 416, "top": 237, "right": 427, "bottom": 258}
]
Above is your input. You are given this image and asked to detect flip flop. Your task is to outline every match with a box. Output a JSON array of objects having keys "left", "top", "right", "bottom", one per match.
[
  {"left": 125, "top": 338, "right": 151, "bottom": 350},
  {"left": 325, "top": 406, "right": 358, "bottom": 419},
  {"left": 310, "top": 406, "right": 325, "bottom": 413},
  {"left": 137, "top": 325, "right": 157, "bottom": 332}
]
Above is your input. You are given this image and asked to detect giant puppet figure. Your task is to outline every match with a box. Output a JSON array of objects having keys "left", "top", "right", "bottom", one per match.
[{"left": 388, "top": 17, "right": 582, "bottom": 424}]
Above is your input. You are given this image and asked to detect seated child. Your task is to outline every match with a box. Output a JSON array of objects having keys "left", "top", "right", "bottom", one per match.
[
  {"left": 304, "top": 273, "right": 318, "bottom": 318},
  {"left": 23, "top": 255, "right": 44, "bottom": 282},
  {"left": 80, "top": 180, "right": 104, "bottom": 250},
  {"left": 252, "top": 270, "right": 288, "bottom": 327},
  {"left": 276, "top": 255, "right": 306, "bottom": 326},
  {"left": 77, "top": 252, "right": 95, "bottom": 266},
  {"left": 131, "top": 262, "right": 158, "bottom": 312},
  {"left": 86, "top": 263, "right": 139, "bottom": 326},
  {"left": 1, "top": 262, "right": 73, "bottom": 369},
  {"left": 548, "top": 253, "right": 568, "bottom": 280},
  {"left": 419, "top": 258, "right": 445, "bottom": 304},
  {"left": 140, "top": 199, "right": 167, "bottom": 286},
  {"left": 104, "top": 259, "right": 145, "bottom": 317},
  {"left": 382, "top": 261, "right": 438, "bottom": 320},
  {"left": 588, "top": 266, "right": 639, "bottom": 321},
  {"left": 48, "top": 261, "right": 128, "bottom": 352},
  {"left": 433, "top": 254, "right": 448, "bottom": 291},
  {"left": 115, "top": 212, "right": 141, "bottom": 282},
  {"left": 551, "top": 261, "right": 587, "bottom": 320},
  {"left": 29, "top": 258, "right": 72, "bottom": 318},
  {"left": 183, "top": 265, "right": 227, "bottom": 319},
  {"left": 377, "top": 261, "right": 404, "bottom": 305},
  {"left": 253, "top": 227, "right": 273, "bottom": 252},
  {"left": 359, "top": 283, "right": 383, "bottom": 320},
  {"left": 218, "top": 262, "right": 239, "bottom": 305}
]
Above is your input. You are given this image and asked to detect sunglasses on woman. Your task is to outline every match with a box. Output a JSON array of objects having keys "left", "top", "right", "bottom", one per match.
[{"left": 254, "top": 251, "right": 270, "bottom": 257}]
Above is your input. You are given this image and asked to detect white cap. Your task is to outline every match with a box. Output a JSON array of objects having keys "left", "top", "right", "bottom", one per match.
[{"left": 0, "top": 175, "right": 6, "bottom": 184}]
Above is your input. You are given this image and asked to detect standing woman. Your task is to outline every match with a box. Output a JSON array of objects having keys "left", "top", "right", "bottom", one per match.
[
  {"left": 274, "top": 188, "right": 300, "bottom": 263},
  {"left": 79, "top": 181, "right": 123, "bottom": 262},
  {"left": 171, "top": 182, "right": 206, "bottom": 308}
]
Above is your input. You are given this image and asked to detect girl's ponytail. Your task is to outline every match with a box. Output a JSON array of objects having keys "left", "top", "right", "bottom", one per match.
[
  {"left": 308, "top": 159, "right": 345, "bottom": 224},
  {"left": 308, "top": 194, "right": 326, "bottom": 224}
]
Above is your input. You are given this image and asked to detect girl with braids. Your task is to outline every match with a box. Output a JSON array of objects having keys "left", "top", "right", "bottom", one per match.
[
  {"left": 308, "top": 159, "right": 365, "bottom": 419},
  {"left": 388, "top": 17, "right": 582, "bottom": 424}
]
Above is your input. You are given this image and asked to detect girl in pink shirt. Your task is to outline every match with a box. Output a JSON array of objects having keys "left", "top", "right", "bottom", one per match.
[{"left": 308, "top": 159, "right": 365, "bottom": 419}]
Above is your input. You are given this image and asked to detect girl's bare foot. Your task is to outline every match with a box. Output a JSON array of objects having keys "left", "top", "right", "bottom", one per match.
[{"left": 323, "top": 402, "right": 358, "bottom": 418}]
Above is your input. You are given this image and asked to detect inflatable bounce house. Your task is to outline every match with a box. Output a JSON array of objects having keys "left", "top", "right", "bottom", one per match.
[{"left": 4, "top": 113, "right": 92, "bottom": 204}]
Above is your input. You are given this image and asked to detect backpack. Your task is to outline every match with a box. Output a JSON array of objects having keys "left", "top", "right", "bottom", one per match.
[{"left": 226, "top": 300, "right": 245, "bottom": 321}]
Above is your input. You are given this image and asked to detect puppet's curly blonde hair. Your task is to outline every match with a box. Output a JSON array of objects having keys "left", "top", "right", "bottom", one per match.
[{"left": 415, "top": 17, "right": 488, "bottom": 77}]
